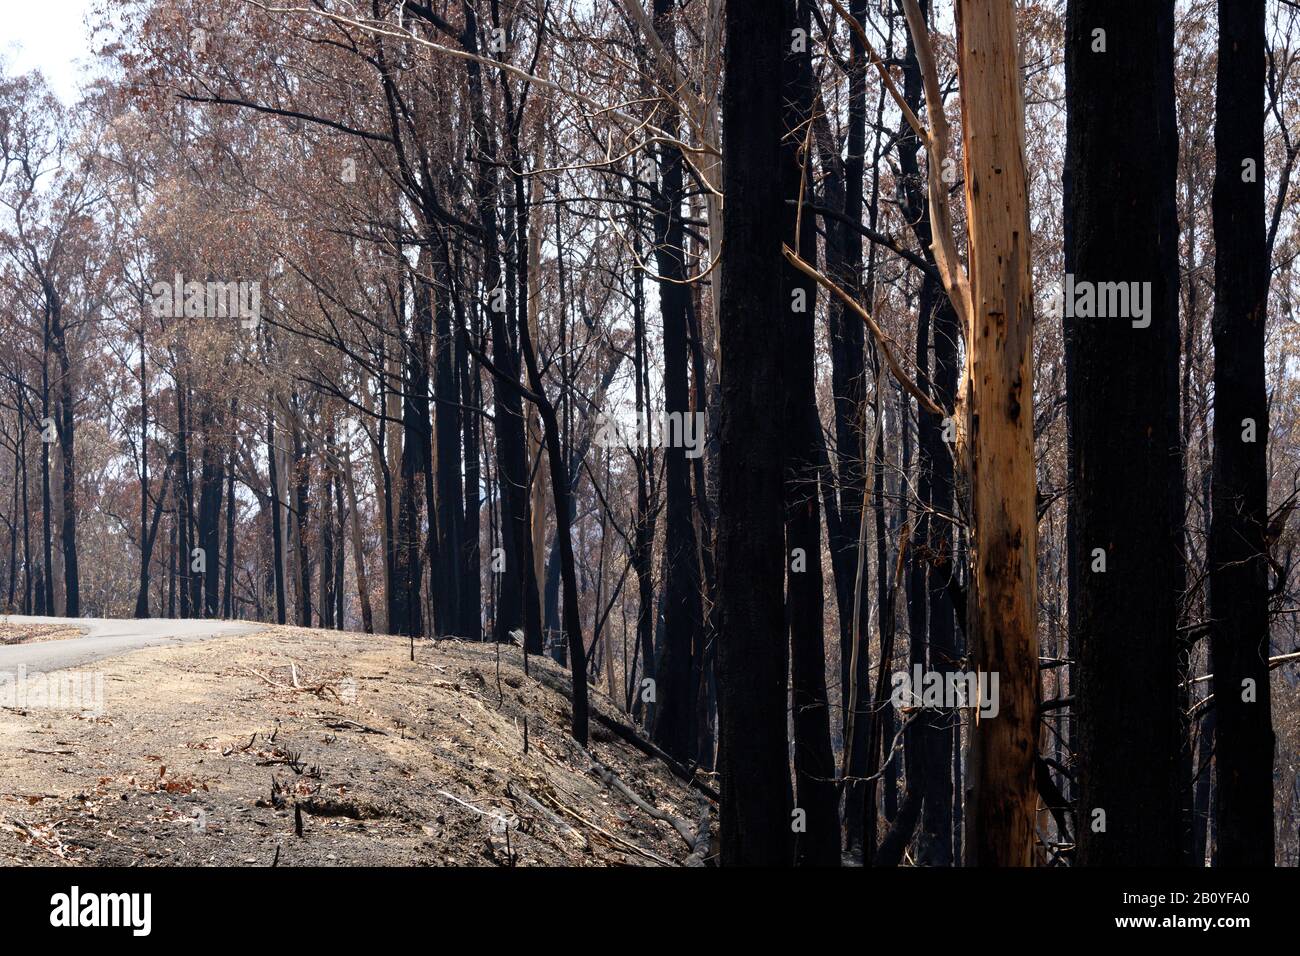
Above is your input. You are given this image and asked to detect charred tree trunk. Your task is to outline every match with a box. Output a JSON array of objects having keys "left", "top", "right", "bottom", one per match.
[
  {"left": 898, "top": 0, "right": 958, "bottom": 867},
  {"left": 647, "top": 0, "right": 706, "bottom": 766},
  {"left": 47, "top": 287, "right": 79, "bottom": 617},
  {"left": 342, "top": 441, "right": 374, "bottom": 634},
  {"left": 135, "top": 454, "right": 176, "bottom": 619},
  {"left": 175, "top": 382, "right": 192, "bottom": 618},
  {"left": 462, "top": 7, "right": 541, "bottom": 651},
  {"left": 1209, "top": 0, "right": 1275, "bottom": 867},
  {"left": 198, "top": 407, "right": 224, "bottom": 620},
  {"left": 457, "top": 274, "right": 483, "bottom": 639},
  {"left": 817, "top": 0, "right": 873, "bottom": 852},
  {"left": 267, "top": 396, "right": 287, "bottom": 625},
  {"left": 320, "top": 453, "right": 336, "bottom": 630},
  {"left": 1066, "top": 0, "right": 1183, "bottom": 866},
  {"left": 40, "top": 323, "right": 54, "bottom": 616},
  {"left": 717, "top": 0, "right": 793, "bottom": 865},
  {"left": 391, "top": 270, "right": 433, "bottom": 637},
  {"left": 223, "top": 450, "right": 235, "bottom": 619},
  {"left": 291, "top": 405, "right": 312, "bottom": 627},
  {"left": 783, "top": 0, "right": 840, "bottom": 867},
  {"left": 433, "top": 235, "right": 464, "bottom": 637}
]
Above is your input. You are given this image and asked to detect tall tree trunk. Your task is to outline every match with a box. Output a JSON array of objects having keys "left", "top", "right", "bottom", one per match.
[
  {"left": 1209, "top": 0, "right": 1275, "bottom": 867},
  {"left": 647, "top": 0, "right": 706, "bottom": 765},
  {"left": 433, "top": 235, "right": 464, "bottom": 637},
  {"left": 223, "top": 454, "right": 235, "bottom": 619},
  {"left": 517, "top": 289, "right": 590, "bottom": 747},
  {"left": 267, "top": 396, "right": 287, "bottom": 625},
  {"left": 320, "top": 456, "right": 336, "bottom": 629},
  {"left": 198, "top": 406, "right": 223, "bottom": 620},
  {"left": 342, "top": 443, "right": 374, "bottom": 634},
  {"left": 291, "top": 404, "right": 312, "bottom": 627},
  {"left": 18, "top": 386, "right": 31, "bottom": 615},
  {"left": 820, "top": 0, "right": 873, "bottom": 852},
  {"left": 783, "top": 0, "right": 840, "bottom": 867},
  {"left": 461, "top": 6, "right": 541, "bottom": 652},
  {"left": 135, "top": 454, "right": 176, "bottom": 619},
  {"left": 136, "top": 322, "right": 150, "bottom": 617},
  {"left": 717, "top": 0, "right": 792, "bottom": 865},
  {"left": 1066, "top": 0, "right": 1183, "bottom": 865},
  {"left": 898, "top": 0, "right": 957, "bottom": 866},
  {"left": 457, "top": 279, "right": 483, "bottom": 639},
  {"left": 48, "top": 288, "right": 78, "bottom": 616},
  {"left": 40, "top": 329, "right": 54, "bottom": 616},
  {"left": 954, "top": 0, "right": 1040, "bottom": 867},
  {"left": 629, "top": 219, "right": 657, "bottom": 715},
  {"left": 392, "top": 272, "right": 432, "bottom": 637},
  {"left": 334, "top": 459, "right": 345, "bottom": 629}
]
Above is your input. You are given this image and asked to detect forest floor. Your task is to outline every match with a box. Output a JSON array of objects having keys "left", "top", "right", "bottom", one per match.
[
  {"left": 0, "top": 620, "right": 86, "bottom": 645},
  {"left": 0, "top": 625, "right": 712, "bottom": 866}
]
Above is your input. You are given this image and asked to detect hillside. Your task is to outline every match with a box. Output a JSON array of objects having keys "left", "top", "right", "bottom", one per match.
[{"left": 0, "top": 627, "right": 712, "bottom": 867}]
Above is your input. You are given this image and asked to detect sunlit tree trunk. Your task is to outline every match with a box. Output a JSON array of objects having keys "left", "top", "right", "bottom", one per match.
[{"left": 955, "top": 0, "right": 1040, "bottom": 867}]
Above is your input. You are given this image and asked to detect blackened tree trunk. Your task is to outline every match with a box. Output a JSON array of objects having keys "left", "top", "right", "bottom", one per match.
[
  {"left": 717, "top": 0, "right": 793, "bottom": 866},
  {"left": 135, "top": 454, "right": 175, "bottom": 618},
  {"left": 1209, "top": 0, "right": 1275, "bottom": 867},
  {"left": 267, "top": 396, "right": 287, "bottom": 625},
  {"left": 320, "top": 459, "right": 336, "bottom": 629},
  {"left": 815, "top": 0, "right": 872, "bottom": 852},
  {"left": 897, "top": 0, "right": 958, "bottom": 866},
  {"left": 40, "top": 328, "right": 54, "bottom": 615},
  {"left": 782, "top": 0, "right": 840, "bottom": 867},
  {"left": 334, "top": 457, "right": 345, "bottom": 629},
  {"left": 461, "top": 6, "right": 541, "bottom": 652},
  {"left": 198, "top": 408, "right": 224, "bottom": 620},
  {"left": 1066, "top": 0, "right": 1183, "bottom": 865},
  {"left": 175, "top": 383, "right": 191, "bottom": 618},
  {"left": 433, "top": 236, "right": 464, "bottom": 637},
  {"left": 457, "top": 281, "right": 483, "bottom": 639},
  {"left": 47, "top": 286, "right": 79, "bottom": 616},
  {"left": 391, "top": 271, "right": 433, "bottom": 637},
  {"left": 629, "top": 219, "right": 658, "bottom": 713},
  {"left": 291, "top": 405, "right": 312, "bottom": 627},
  {"left": 516, "top": 287, "right": 590, "bottom": 747},
  {"left": 18, "top": 385, "right": 31, "bottom": 614},
  {"left": 647, "top": 0, "right": 706, "bottom": 766},
  {"left": 223, "top": 443, "right": 236, "bottom": 619},
  {"left": 341, "top": 440, "right": 373, "bottom": 633}
]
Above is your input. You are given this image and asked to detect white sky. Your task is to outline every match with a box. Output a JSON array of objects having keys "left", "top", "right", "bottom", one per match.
[{"left": 3, "top": 0, "right": 98, "bottom": 101}]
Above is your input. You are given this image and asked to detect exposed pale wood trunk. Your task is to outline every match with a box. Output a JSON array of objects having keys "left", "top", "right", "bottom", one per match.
[{"left": 955, "top": 0, "right": 1040, "bottom": 867}]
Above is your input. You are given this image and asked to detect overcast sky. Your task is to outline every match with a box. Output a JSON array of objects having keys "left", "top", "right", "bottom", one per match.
[{"left": 4, "top": 0, "right": 97, "bottom": 101}]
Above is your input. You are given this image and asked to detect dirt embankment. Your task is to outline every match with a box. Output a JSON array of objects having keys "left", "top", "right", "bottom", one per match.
[{"left": 0, "top": 626, "right": 712, "bottom": 866}]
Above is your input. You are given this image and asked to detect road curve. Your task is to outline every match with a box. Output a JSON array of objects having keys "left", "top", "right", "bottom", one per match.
[{"left": 0, "top": 615, "right": 262, "bottom": 674}]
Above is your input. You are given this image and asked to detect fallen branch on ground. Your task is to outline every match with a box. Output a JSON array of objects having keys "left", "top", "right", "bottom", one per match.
[{"left": 589, "top": 759, "right": 698, "bottom": 852}]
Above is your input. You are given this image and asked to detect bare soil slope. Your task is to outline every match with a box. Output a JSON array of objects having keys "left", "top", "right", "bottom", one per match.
[{"left": 0, "top": 626, "right": 712, "bottom": 866}]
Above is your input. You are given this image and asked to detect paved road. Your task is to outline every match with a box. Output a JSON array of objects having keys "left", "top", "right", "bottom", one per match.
[{"left": 0, "top": 615, "right": 261, "bottom": 673}]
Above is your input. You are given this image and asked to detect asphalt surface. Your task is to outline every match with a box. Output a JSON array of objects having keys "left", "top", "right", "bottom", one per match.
[{"left": 0, "top": 615, "right": 261, "bottom": 673}]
